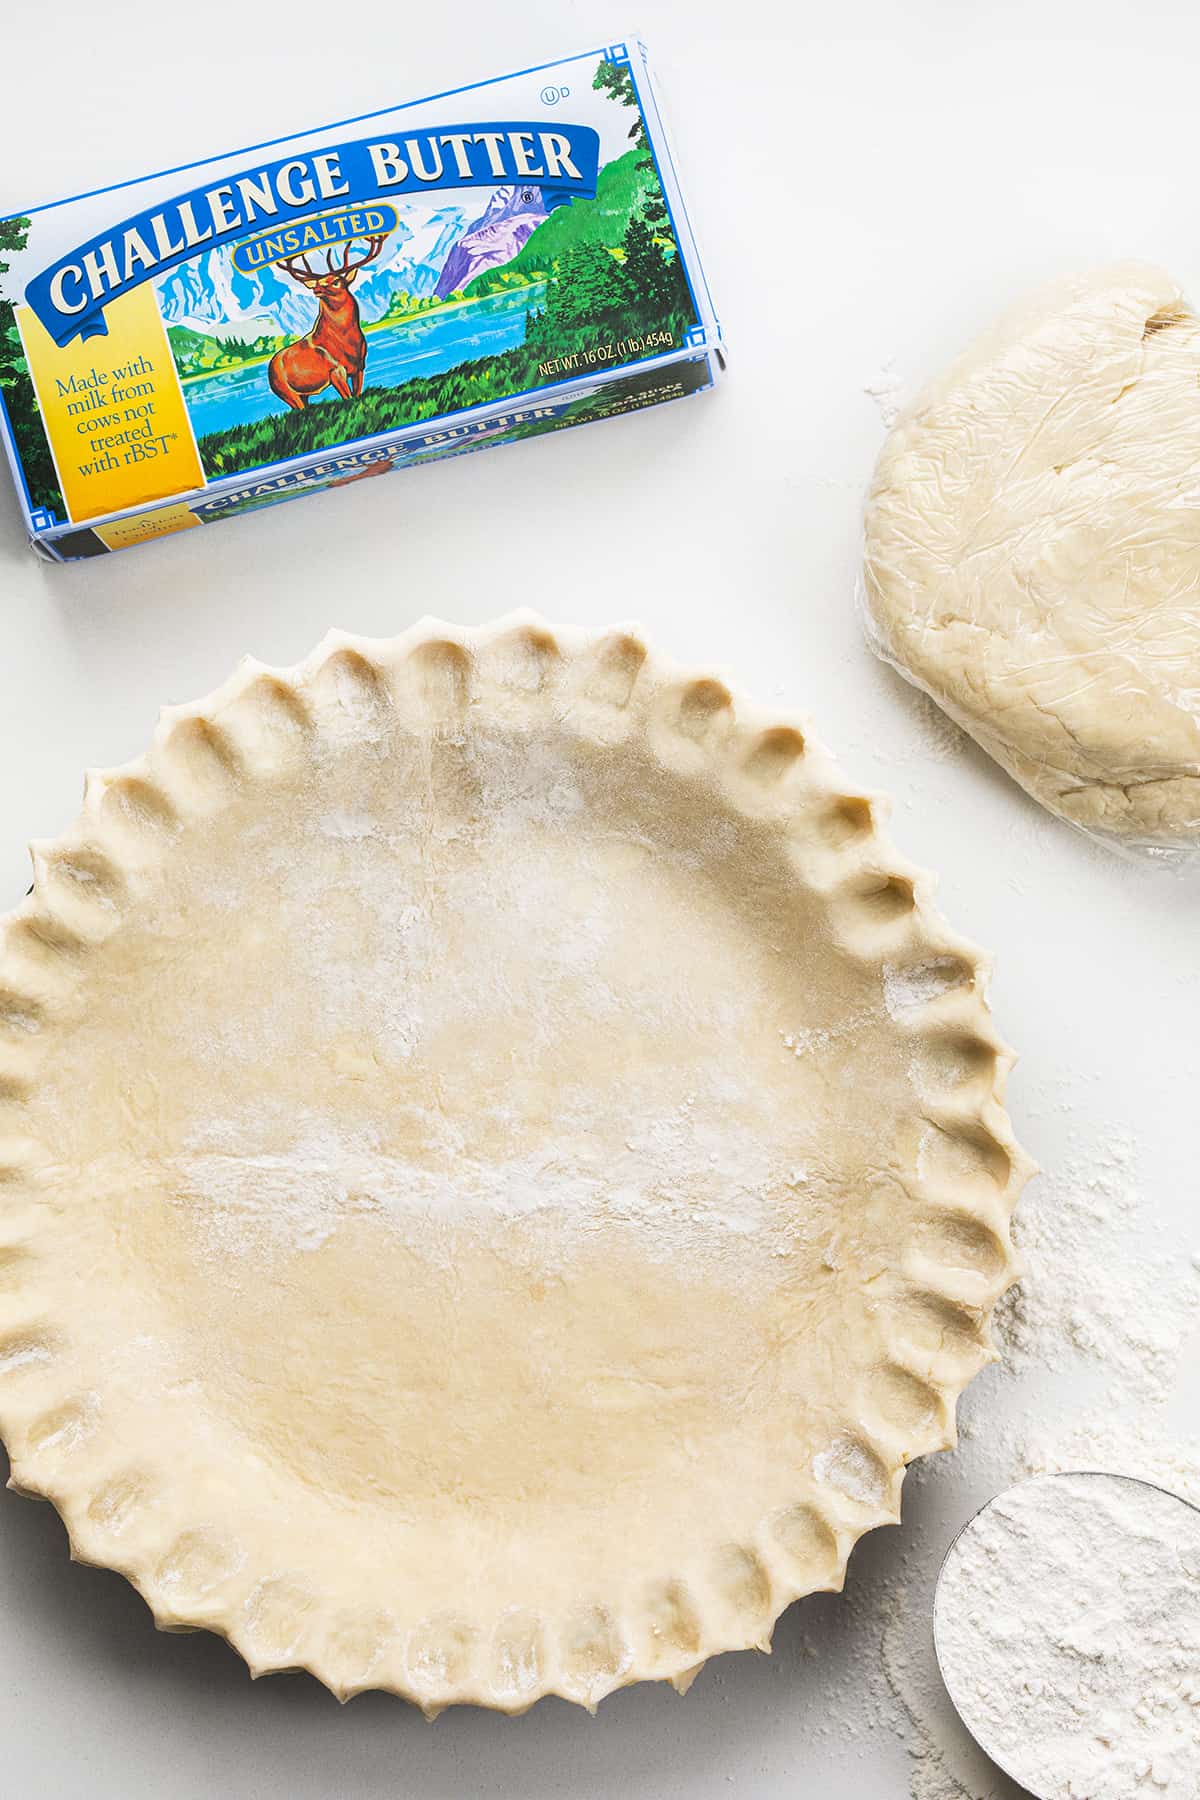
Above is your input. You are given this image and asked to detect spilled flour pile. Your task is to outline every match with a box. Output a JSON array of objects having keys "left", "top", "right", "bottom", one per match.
[
  {"left": 993, "top": 1134, "right": 1200, "bottom": 1399},
  {"left": 837, "top": 1127, "right": 1200, "bottom": 1800}
]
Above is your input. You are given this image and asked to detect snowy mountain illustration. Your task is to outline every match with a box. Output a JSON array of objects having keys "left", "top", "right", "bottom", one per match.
[
  {"left": 434, "top": 185, "right": 550, "bottom": 298},
  {"left": 155, "top": 203, "right": 470, "bottom": 338}
]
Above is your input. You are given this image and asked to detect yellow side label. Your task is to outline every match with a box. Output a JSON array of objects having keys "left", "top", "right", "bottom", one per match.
[
  {"left": 15, "top": 289, "right": 206, "bottom": 524},
  {"left": 92, "top": 503, "right": 201, "bottom": 551}
]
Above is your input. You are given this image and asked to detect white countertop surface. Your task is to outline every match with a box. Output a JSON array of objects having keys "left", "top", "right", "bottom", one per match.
[{"left": 1, "top": 3, "right": 1197, "bottom": 1795}]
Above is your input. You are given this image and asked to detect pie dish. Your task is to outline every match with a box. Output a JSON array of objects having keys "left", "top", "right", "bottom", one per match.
[{"left": 0, "top": 614, "right": 1030, "bottom": 1711}]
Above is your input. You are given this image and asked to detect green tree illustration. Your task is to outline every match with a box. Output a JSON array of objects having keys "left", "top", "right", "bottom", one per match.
[
  {"left": 0, "top": 216, "right": 64, "bottom": 518},
  {"left": 592, "top": 59, "right": 646, "bottom": 146},
  {"left": 592, "top": 60, "right": 674, "bottom": 243},
  {"left": 554, "top": 244, "right": 628, "bottom": 327},
  {"left": 620, "top": 217, "right": 673, "bottom": 315}
]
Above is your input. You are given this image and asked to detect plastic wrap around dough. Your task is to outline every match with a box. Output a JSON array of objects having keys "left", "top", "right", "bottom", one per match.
[{"left": 862, "top": 263, "right": 1200, "bottom": 861}]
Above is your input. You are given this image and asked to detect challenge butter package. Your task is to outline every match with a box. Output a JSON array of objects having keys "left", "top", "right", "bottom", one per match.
[{"left": 0, "top": 37, "right": 722, "bottom": 561}]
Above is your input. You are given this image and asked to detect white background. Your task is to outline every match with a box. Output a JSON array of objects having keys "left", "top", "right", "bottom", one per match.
[{"left": 1, "top": 3, "right": 1198, "bottom": 1795}]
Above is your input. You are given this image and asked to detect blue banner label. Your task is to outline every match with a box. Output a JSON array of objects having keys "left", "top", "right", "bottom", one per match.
[
  {"left": 229, "top": 205, "right": 400, "bottom": 276},
  {"left": 24, "top": 121, "right": 600, "bottom": 346}
]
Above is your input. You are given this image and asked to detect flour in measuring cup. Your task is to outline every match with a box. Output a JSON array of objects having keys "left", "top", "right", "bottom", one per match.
[{"left": 935, "top": 1472, "right": 1200, "bottom": 1800}]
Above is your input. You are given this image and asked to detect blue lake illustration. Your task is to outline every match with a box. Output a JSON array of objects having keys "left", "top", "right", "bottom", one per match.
[{"left": 181, "top": 286, "right": 545, "bottom": 440}]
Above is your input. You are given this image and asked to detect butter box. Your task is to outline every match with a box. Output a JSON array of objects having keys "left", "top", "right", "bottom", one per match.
[{"left": 0, "top": 36, "right": 721, "bottom": 561}]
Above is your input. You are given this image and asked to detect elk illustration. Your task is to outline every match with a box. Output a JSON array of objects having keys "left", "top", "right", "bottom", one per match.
[{"left": 268, "top": 235, "right": 388, "bottom": 412}]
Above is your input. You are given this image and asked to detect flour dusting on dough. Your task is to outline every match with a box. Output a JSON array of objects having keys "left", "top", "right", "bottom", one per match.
[
  {"left": 172, "top": 1087, "right": 796, "bottom": 1272},
  {"left": 813, "top": 1437, "right": 887, "bottom": 1508},
  {"left": 159, "top": 725, "right": 907, "bottom": 1286},
  {"left": 883, "top": 958, "right": 968, "bottom": 1017}
]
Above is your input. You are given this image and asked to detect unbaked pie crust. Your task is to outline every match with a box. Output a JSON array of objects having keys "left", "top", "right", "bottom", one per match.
[{"left": 0, "top": 615, "right": 1030, "bottom": 1711}]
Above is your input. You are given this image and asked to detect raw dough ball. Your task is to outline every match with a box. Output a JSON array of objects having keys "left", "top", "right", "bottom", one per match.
[{"left": 863, "top": 264, "right": 1200, "bottom": 850}]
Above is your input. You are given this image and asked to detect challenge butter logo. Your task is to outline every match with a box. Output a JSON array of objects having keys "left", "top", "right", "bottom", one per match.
[{"left": 27, "top": 124, "right": 601, "bottom": 346}]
